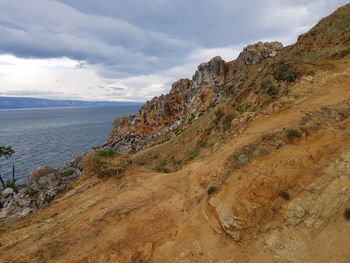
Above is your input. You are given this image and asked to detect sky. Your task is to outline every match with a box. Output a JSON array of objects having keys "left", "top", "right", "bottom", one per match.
[{"left": 0, "top": 0, "right": 348, "bottom": 102}]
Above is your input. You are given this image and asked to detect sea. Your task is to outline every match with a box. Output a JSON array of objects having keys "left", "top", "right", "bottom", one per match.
[{"left": 0, "top": 106, "right": 140, "bottom": 183}]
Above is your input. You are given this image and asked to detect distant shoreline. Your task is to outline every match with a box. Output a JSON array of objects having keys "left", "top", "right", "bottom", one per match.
[
  {"left": 0, "top": 105, "right": 142, "bottom": 110},
  {"left": 0, "top": 96, "right": 143, "bottom": 110}
]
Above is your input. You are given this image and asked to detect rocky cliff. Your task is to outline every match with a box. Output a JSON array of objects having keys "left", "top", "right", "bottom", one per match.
[
  {"left": 1, "top": 3, "right": 350, "bottom": 263},
  {"left": 103, "top": 41, "right": 284, "bottom": 153}
]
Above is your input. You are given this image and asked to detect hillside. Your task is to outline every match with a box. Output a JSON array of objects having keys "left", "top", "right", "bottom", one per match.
[
  {"left": 1, "top": 4, "right": 350, "bottom": 263},
  {"left": 0, "top": 97, "right": 141, "bottom": 109}
]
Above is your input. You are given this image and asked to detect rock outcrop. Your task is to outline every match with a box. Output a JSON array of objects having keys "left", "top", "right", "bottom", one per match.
[
  {"left": 103, "top": 42, "right": 284, "bottom": 153},
  {"left": 235, "top": 41, "right": 283, "bottom": 68},
  {"left": 0, "top": 157, "right": 82, "bottom": 222}
]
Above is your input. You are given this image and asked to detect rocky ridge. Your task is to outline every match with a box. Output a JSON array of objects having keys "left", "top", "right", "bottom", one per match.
[{"left": 102, "top": 41, "right": 284, "bottom": 153}]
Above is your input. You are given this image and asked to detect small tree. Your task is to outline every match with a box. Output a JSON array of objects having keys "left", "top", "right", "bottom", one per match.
[{"left": 0, "top": 146, "right": 15, "bottom": 189}]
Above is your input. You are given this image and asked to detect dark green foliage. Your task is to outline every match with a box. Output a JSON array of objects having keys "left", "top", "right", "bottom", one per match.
[
  {"left": 344, "top": 209, "right": 350, "bottom": 220},
  {"left": 261, "top": 81, "right": 279, "bottom": 96},
  {"left": 0, "top": 146, "right": 14, "bottom": 159},
  {"left": 281, "top": 191, "right": 290, "bottom": 201},
  {"left": 236, "top": 105, "right": 244, "bottom": 113},
  {"left": 0, "top": 146, "right": 15, "bottom": 190},
  {"left": 60, "top": 170, "right": 75, "bottom": 177},
  {"left": 207, "top": 186, "right": 218, "bottom": 195},
  {"left": 339, "top": 48, "right": 350, "bottom": 57},
  {"left": 223, "top": 114, "right": 236, "bottom": 131},
  {"left": 274, "top": 64, "right": 296, "bottom": 82},
  {"left": 96, "top": 150, "right": 118, "bottom": 157},
  {"left": 287, "top": 129, "right": 301, "bottom": 138},
  {"left": 5, "top": 180, "right": 16, "bottom": 189},
  {"left": 45, "top": 195, "right": 55, "bottom": 203},
  {"left": 214, "top": 108, "right": 224, "bottom": 124},
  {"left": 208, "top": 101, "right": 216, "bottom": 109}
]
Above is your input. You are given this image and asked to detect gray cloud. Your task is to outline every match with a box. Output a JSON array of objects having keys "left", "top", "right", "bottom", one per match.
[
  {"left": 95, "top": 85, "right": 124, "bottom": 91},
  {"left": 0, "top": 90, "right": 64, "bottom": 96},
  {"left": 0, "top": 90, "right": 65, "bottom": 97},
  {"left": 110, "top": 87, "right": 124, "bottom": 91},
  {"left": 57, "top": 0, "right": 349, "bottom": 47},
  {"left": 0, "top": 0, "right": 191, "bottom": 75},
  {"left": 106, "top": 92, "right": 124, "bottom": 97},
  {"left": 0, "top": 0, "right": 348, "bottom": 101}
]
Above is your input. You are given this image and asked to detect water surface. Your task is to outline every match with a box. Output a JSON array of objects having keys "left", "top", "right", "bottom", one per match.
[{"left": 0, "top": 106, "right": 139, "bottom": 183}]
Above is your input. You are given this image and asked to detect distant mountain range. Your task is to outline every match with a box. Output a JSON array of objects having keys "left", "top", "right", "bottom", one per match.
[{"left": 0, "top": 97, "right": 142, "bottom": 109}]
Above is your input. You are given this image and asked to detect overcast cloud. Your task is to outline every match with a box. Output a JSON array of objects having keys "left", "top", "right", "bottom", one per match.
[{"left": 0, "top": 0, "right": 348, "bottom": 101}]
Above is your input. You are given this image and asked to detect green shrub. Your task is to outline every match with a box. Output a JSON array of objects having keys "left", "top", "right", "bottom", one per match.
[
  {"left": 208, "top": 101, "right": 216, "bottom": 109},
  {"left": 274, "top": 64, "right": 296, "bottom": 82},
  {"left": 236, "top": 106, "right": 244, "bottom": 113},
  {"left": 281, "top": 191, "right": 290, "bottom": 201},
  {"left": 344, "top": 208, "right": 350, "bottom": 220},
  {"left": 223, "top": 114, "right": 235, "bottom": 130},
  {"left": 261, "top": 81, "right": 279, "bottom": 96},
  {"left": 45, "top": 195, "right": 55, "bottom": 203},
  {"left": 5, "top": 180, "right": 16, "bottom": 189},
  {"left": 339, "top": 48, "right": 350, "bottom": 58},
  {"left": 287, "top": 129, "right": 301, "bottom": 138},
  {"left": 207, "top": 186, "right": 218, "bottom": 195},
  {"left": 266, "top": 86, "right": 278, "bottom": 96},
  {"left": 96, "top": 150, "right": 118, "bottom": 157},
  {"left": 60, "top": 170, "right": 75, "bottom": 177}
]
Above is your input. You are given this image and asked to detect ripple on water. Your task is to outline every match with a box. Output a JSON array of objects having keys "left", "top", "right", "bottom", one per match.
[{"left": 0, "top": 106, "right": 139, "bottom": 183}]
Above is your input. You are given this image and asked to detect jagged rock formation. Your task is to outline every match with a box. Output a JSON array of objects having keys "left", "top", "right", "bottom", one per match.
[
  {"left": 235, "top": 41, "right": 283, "bottom": 68},
  {"left": 103, "top": 41, "right": 284, "bottom": 153}
]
